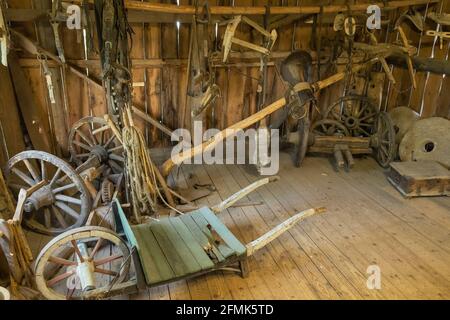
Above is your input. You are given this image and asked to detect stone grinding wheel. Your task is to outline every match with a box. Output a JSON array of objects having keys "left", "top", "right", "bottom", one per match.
[
  {"left": 388, "top": 107, "right": 419, "bottom": 144},
  {"left": 399, "top": 117, "right": 450, "bottom": 169}
]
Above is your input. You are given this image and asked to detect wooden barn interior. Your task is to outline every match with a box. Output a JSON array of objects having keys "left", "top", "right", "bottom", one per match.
[{"left": 0, "top": 0, "right": 450, "bottom": 300}]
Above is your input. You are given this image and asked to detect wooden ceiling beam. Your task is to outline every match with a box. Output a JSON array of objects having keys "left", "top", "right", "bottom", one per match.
[{"left": 70, "top": 0, "right": 438, "bottom": 15}]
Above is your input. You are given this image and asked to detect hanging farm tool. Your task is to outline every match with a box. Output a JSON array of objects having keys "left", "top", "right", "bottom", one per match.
[
  {"left": 94, "top": 0, "right": 133, "bottom": 123},
  {"left": 394, "top": 10, "right": 424, "bottom": 89},
  {"left": 49, "top": 0, "right": 66, "bottom": 64},
  {"left": 186, "top": 2, "right": 220, "bottom": 124},
  {"left": 222, "top": 15, "right": 278, "bottom": 172},
  {"left": 222, "top": 15, "right": 277, "bottom": 63}
]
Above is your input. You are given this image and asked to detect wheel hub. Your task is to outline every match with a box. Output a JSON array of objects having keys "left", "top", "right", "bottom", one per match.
[
  {"left": 345, "top": 116, "right": 359, "bottom": 129},
  {"left": 24, "top": 185, "right": 55, "bottom": 212},
  {"left": 89, "top": 145, "right": 109, "bottom": 163}
]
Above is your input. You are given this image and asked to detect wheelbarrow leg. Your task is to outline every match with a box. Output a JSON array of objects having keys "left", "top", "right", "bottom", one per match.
[{"left": 239, "top": 259, "right": 250, "bottom": 278}]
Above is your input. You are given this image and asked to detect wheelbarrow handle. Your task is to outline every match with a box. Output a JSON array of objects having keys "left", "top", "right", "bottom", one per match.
[{"left": 211, "top": 176, "right": 280, "bottom": 214}]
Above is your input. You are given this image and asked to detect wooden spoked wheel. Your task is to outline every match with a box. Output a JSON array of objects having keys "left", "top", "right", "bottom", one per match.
[
  {"left": 311, "top": 119, "right": 350, "bottom": 137},
  {"left": 34, "top": 226, "right": 131, "bottom": 300},
  {"left": 68, "top": 117, "right": 124, "bottom": 173},
  {"left": 325, "top": 95, "right": 378, "bottom": 137},
  {"left": 6, "top": 151, "right": 91, "bottom": 235},
  {"left": 371, "top": 112, "right": 396, "bottom": 168}
]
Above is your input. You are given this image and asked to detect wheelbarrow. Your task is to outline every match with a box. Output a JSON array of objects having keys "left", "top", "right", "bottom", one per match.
[{"left": 32, "top": 177, "right": 325, "bottom": 300}]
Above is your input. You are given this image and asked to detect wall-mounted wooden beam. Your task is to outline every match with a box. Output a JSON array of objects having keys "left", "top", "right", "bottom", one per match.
[{"left": 70, "top": 0, "right": 438, "bottom": 15}]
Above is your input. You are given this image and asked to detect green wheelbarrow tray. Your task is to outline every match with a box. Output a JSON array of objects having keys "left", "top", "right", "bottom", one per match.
[{"left": 78, "top": 177, "right": 324, "bottom": 300}]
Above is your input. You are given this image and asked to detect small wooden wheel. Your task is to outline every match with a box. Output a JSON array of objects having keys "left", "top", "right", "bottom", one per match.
[
  {"left": 6, "top": 151, "right": 91, "bottom": 235},
  {"left": 325, "top": 95, "right": 378, "bottom": 137},
  {"left": 68, "top": 117, "right": 124, "bottom": 173},
  {"left": 34, "top": 226, "right": 131, "bottom": 300},
  {"left": 311, "top": 119, "right": 350, "bottom": 137},
  {"left": 371, "top": 112, "right": 396, "bottom": 168}
]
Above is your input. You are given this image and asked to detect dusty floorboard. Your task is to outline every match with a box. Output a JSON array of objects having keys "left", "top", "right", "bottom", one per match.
[{"left": 29, "top": 154, "right": 450, "bottom": 300}]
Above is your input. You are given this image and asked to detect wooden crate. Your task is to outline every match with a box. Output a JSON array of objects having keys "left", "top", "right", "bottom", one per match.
[{"left": 387, "top": 161, "right": 450, "bottom": 198}]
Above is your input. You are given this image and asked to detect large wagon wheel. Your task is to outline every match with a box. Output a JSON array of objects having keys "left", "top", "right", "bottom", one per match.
[
  {"left": 311, "top": 119, "right": 350, "bottom": 137},
  {"left": 68, "top": 117, "right": 124, "bottom": 173},
  {"left": 5, "top": 151, "right": 91, "bottom": 235},
  {"left": 370, "top": 112, "right": 396, "bottom": 168},
  {"left": 325, "top": 95, "right": 378, "bottom": 137},
  {"left": 34, "top": 226, "right": 131, "bottom": 300}
]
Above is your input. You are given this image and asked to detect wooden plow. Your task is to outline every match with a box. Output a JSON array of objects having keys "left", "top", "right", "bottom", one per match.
[{"left": 161, "top": 57, "right": 381, "bottom": 177}]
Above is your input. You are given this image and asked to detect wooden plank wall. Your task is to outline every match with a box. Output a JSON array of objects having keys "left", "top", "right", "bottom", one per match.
[{"left": 2, "top": 0, "right": 450, "bottom": 156}]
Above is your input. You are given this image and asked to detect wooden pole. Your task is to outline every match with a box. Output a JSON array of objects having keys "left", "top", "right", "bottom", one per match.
[
  {"left": 70, "top": 0, "right": 438, "bottom": 15},
  {"left": 246, "top": 207, "right": 326, "bottom": 257}
]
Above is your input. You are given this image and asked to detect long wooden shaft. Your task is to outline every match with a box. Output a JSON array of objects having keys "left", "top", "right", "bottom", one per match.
[
  {"left": 71, "top": 1, "right": 437, "bottom": 15},
  {"left": 246, "top": 207, "right": 326, "bottom": 256},
  {"left": 161, "top": 97, "right": 287, "bottom": 176}
]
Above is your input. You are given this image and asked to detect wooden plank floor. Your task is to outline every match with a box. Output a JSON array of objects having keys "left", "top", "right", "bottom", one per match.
[{"left": 29, "top": 154, "right": 450, "bottom": 299}]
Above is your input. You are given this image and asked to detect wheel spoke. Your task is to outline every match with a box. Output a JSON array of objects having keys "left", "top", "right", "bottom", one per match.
[
  {"left": 70, "top": 240, "right": 85, "bottom": 262},
  {"left": 55, "top": 202, "right": 80, "bottom": 220},
  {"left": 94, "top": 254, "right": 123, "bottom": 266},
  {"left": 89, "top": 238, "right": 104, "bottom": 259},
  {"left": 51, "top": 206, "right": 69, "bottom": 229},
  {"left": 358, "top": 127, "right": 371, "bottom": 137},
  {"left": 109, "top": 154, "right": 124, "bottom": 163},
  {"left": 108, "top": 145, "right": 124, "bottom": 153},
  {"left": 73, "top": 140, "right": 93, "bottom": 152},
  {"left": 48, "top": 256, "right": 77, "bottom": 266},
  {"left": 94, "top": 268, "right": 118, "bottom": 277},
  {"left": 41, "top": 160, "right": 47, "bottom": 181},
  {"left": 92, "top": 125, "right": 110, "bottom": 136},
  {"left": 75, "top": 153, "right": 91, "bottom": 159},
  {"left": 359, "top": 112, "right": 376, "bottom": 122},
  {"left": 76, "top": 129, "right": 95, "bottom": 147},
  {"left": 46, "top": 270, "right": 76, "bottom": 287},
  {"left": 23, "top": 159, "right": 40, "bottom": 182},
  {"left": 44, "top": 208, "right": 52, "bottom": 229},
  {"left": 11, "top": 167, "right": 35, "bottom": 186},
  {"left": 52, "top": 183, "right": 76, "bottom": 194},
  {"left": 103, "top": 136, "right": 116, "bottom": 149},
  {"left": 50, "top": 168, "right": 63, "bottom": 186},
  {"left": 87, "top": 126, "right": 98, "bottom": 145},
  {"left": 55, "top": 195, "right": 82, "bottom": 206},
  {"left": 356, "top": 103, "right": 368, "bottom": 118}
]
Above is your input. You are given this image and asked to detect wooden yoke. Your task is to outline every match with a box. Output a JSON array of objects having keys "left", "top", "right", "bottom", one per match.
[
  {"left": 222, "top": 15, "right": 278, "bottom": 63},
  {"left": 161, "top": 58, "right": 378, "bottom": 177}
]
